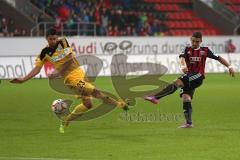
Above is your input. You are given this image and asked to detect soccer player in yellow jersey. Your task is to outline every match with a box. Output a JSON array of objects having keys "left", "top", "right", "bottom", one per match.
[{"left": 10, "top": 28, "right": 128, "bottom": 133}]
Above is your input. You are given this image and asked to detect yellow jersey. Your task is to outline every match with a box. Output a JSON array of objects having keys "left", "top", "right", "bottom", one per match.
[{"left": 35, "top": 38, "right": 80, "bottom": 78}]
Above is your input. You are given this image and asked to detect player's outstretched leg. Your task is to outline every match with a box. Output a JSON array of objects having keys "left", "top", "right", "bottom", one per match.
[
  {"left": 91, "top": 89, "right": 129, "bottom": 111},
  {"left": 144, "top": 79, "right": 183, "bottom": 104},
  {"left": 179, "top": 94, "right": 193, "bottom": 128},
  {"left": 60, "top": 96, "right": 92, "bottom": 133}
]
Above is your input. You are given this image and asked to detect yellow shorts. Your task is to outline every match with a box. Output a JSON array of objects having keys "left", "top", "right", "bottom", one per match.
[{"left": 64, "top": 68, "right": 95, "bottom": 96}]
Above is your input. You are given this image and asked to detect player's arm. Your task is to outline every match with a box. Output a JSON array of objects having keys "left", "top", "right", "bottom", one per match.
[
  {"left": 10, "top": 66, "right": 42, "bottom": 84},
  {"left": 218, "top": 56, "right": 235, "bottom": 77},
  {"left": 207, "top": 48, "right": 235, "bottom": 77},
  {"left": 179, "top": 47, "right": 188, "bottom": 73},
  {"left": 10, "top": 48, "right": 47, "bottom": 83},
  {"left": 179, "top": 57, "right": 188, "bottom": 73}
]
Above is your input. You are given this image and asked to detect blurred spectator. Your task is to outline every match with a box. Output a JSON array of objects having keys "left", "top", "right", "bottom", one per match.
[
  {"left": 125, "top": 25, "right": 132, "bottom": 36},
  {"left": 58, "top": 5, "right": 70, "bottom": 21},
  {"left": 37, "top": 13, "right": 45, "bottom": 36},
  {"left": 28, "top": 0, "right": 175, "bottom": 36},
  {"left": 0, "top": 11, "right": 28, "bottom": 37},
  {"left": 132, "top": 27, "right": 137, "bottom": 36},
  {"left": 22, "top": 29, "right": 27, "bottom": 36},
  {"left": 100, "top": 7, "right": 109, "bottom": 35},
  {"left": 122, "top": 0, "right": 131, "bottom": 10},
  {"left": 115, "top": 9, "right": 125, "bottom": 32},
  {"left": 0, "top": 13, "right": 3, "bottom": 36},
  {"left": 113, "top": 25, "right": 120, "bottom": 36},
  {"left": 139, "top": 27, "right": 147, "bottom": 36},
  {"left": 151, "top": 19, "right": 160, "bottom": 36},
  {"left": 225, "top": 39, "right": 236, "bottom": 53},
  {"left": 66, "top": 15, "right": 75, "bottom": 35},
  {"left": 140, "top": 12, "right": 147, "bottom": 24},
  {"left": 94, "top": 5, "right": 101, "bottom": 25},
  {"left": 2, "top": 16, "right": 8, "bottom": 36},
  {"left": 159, "top": 21, "right": 168, "bottom": 35},
  {"left": 143, "top": 21, "right": 152, "bottom": 36},
  {"left": 109, "top": 10, "right": 117, "bottom": 28},
  {"left": 55, "top": 13, "right": 65, "bottom": 33},
  {"left": 8, "top": 18, "right": 15, "bottom": 37},
  {"left": 107, "top": 25, "right": 113, "bottom": 36},
  {"left": 14, "top": 29, "right": 21, "bottom": 36}
]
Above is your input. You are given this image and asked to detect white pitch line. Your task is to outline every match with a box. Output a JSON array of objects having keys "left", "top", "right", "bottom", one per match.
[{"left": 0, "top": 157, "right": 81, "bottom": 160}]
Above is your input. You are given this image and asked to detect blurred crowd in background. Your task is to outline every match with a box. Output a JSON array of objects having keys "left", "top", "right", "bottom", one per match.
[
  {"left": 0, "top": 12, "right": 27, "bottom": 37},
  {"left": 30, "top": 0, "right": 169, "bottom": 36},
  {"left": 0, "top": 0, "right": 238, "bottom": 54}
]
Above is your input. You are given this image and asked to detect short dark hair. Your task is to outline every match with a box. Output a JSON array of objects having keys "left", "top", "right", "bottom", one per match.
[
  {"left": 46, "top": 28, "right": 57, "bottom": 38},
  {"left": 192, "top": 32, "right": 202, "bottom": 40}
]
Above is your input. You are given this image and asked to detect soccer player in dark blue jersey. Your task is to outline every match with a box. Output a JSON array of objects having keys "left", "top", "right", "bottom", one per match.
[{"left": 144, "top": 32, "right": 235, "bottom": 128}]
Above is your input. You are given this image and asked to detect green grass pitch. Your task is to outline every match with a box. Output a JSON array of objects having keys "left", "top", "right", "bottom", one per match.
[{"left": 0, "top": 73, "right": 239, "bottom": 160}]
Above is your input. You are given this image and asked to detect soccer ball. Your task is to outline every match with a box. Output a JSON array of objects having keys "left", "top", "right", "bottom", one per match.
[{"left": 51, "top": 99, "right": 68, "bottom": 114}]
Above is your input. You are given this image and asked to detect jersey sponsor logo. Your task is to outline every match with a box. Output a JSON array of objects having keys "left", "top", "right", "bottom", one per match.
[
  {"left": 57, "top": 45, "right": 63, "bottom": 51},
  {"left": 190, "top": 57, "right": 201, "bottom": 62},
  {"left": 44, "top": 61, "right": 55, "bottom": 77},
  {"left": 51, "top": 48, "right": 72, "bottom": 62},
  {"left": 51, "top": 52, "right": 68, "bottom": 62}
]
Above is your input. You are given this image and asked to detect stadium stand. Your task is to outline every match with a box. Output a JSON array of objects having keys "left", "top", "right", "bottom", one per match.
[
  {"left": 0, "top": 0, "right": 235, "bottom": 36},
  {"left": 29, "top": 0, "right": 222, "bottom": 36},
  {"left": 0, "top": 13, "right": 27, "bottom": 37},
  {"left": 219, "top": 0, "right": 240, "bottom": 14}
]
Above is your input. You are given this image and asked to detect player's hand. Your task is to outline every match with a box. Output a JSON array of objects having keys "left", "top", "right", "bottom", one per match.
[
  {"left": 10, "top": 78, "right": 25, "bottom": 84},
  {"left": 229, "top": 67, "right": 235, "bottom": 77},
  {"left": 180, "top": 66, "right": 188, "bottom": 74}
]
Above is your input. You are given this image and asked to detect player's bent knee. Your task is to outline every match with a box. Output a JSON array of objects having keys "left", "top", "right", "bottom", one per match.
[
  {"left": 182, "top": 94, "right": 191, "bottom": 102},
  {"left": 83, "top": 101, "right": 92, "bottom": 109},
  {"left": 175, "top": 79, "right": 184, "bottom": 88},
  {"left": 91, "top": 89, "right": 101, "bottom": 98}
]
